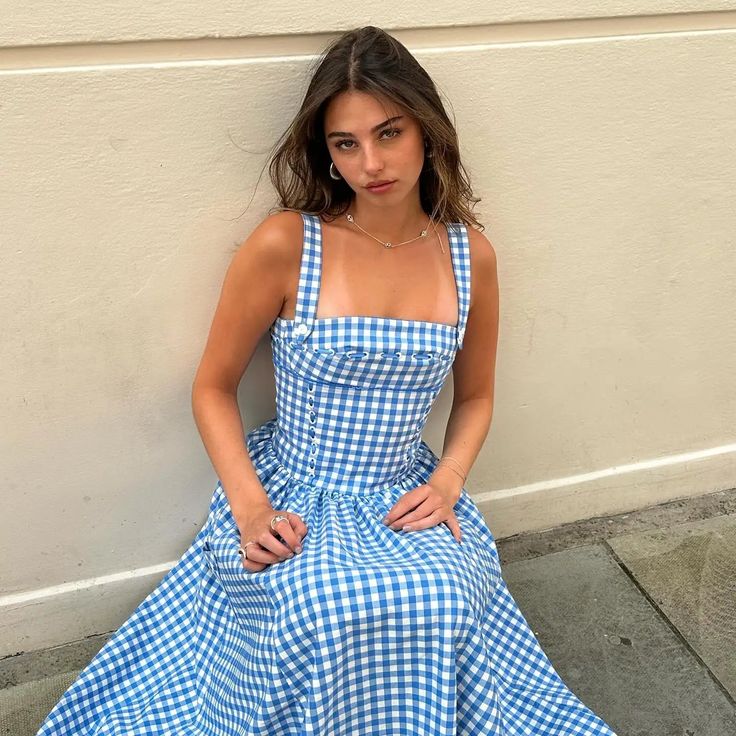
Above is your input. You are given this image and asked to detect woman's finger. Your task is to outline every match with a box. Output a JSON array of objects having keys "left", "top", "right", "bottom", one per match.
[
  {"left": 391, "top": 509, "right": 463, "bottom": 545},
  {"left": 387, "top": 497, "right": 441, "bottom": 529},
  {"left": 269, "top": 511, "right": 301, "bottom": 557},
  {"left": 241, "top": 557, "right": 268, "bottom": 572},
  {"left": 383, "top": 486, "right": 429, "bottom": 526},
  {"left": 241, "top": 541, "right": 282, "bottom": 564},
  {"left": 289, "top": 512, "right": 309, "bottom": 540},
  {"left": 442, "top": 516, "right": 463, "bottom": 544},
  {"left": 392, "top": 507, "right": 442, "bottom": 531},
  {"left": 256, "top": 530, "right": 295, "bottom": 561}
]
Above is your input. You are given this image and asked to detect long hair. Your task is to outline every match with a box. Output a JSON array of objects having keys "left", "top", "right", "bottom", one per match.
[{"left": 264, "top": 26, "right": 483, "bottom": 230}]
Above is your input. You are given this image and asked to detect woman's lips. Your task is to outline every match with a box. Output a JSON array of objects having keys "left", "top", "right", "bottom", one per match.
[{"left": 365, "top": 180, "right": 396, "bottom": 193}]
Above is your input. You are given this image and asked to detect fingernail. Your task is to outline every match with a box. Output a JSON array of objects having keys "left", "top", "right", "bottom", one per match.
[
  {"left": 295, "top": 546, "right": 303, "bottom": 553},
  {"left": 403, "top": 525, "right": 412, "bottom": 531},
  {"left": 287, "top": 552, "right": 294, "bottom": 558},
  {"left": 382, "top": 516, "right": 390, "bottom": 524}
]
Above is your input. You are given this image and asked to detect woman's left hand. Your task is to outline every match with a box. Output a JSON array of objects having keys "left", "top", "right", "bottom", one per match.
[{"left": 382, "top": 473, "right": 463, "bottom": 543}]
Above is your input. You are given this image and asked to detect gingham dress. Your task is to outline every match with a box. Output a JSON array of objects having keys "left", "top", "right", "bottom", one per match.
[{"left": 36, "top": 213, "right": 616, "bottom": 735}]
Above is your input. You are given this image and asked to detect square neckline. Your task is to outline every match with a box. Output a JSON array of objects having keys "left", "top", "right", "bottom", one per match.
[
  {"left": 273, "top": 314, "right": 457, "bottom": 330},
  {"left": 273, "top": 213, "right": 463, "bottom": 332}
]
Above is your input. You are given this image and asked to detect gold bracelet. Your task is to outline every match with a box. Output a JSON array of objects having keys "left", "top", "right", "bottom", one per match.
[
  {"left": 437, "top": 457, "right": 465, "bottom": 475},
  {"left": 437, "top": 462, "right": 466, "bottom": 482},
  {"left": 439, "top": 455, "right": 468, "bottom": 479},
  {"left": 440, "top": 454, "right": 467, "bottom": 473}
]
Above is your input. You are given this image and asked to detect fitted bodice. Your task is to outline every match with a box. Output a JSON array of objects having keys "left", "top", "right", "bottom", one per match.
[{"left": 258, "top": 212, "right": 471, "bottom": 492}]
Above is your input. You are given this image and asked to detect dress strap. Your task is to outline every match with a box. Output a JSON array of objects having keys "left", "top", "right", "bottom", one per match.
[
  {"left": 292, "top": 212, "right": 322, "bottom": 342},
  {"left": 447, "top": 222, "right": 471, "bottom": 349}
]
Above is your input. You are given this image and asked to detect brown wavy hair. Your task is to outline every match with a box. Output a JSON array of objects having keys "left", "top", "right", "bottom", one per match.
[{"left": 260, "top": 25, "right": 483, "bottom": 230}]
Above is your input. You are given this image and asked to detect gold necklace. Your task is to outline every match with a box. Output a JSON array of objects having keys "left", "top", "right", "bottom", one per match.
[{"left": 345, "top": 212, "right": 445, "bottom": 254}]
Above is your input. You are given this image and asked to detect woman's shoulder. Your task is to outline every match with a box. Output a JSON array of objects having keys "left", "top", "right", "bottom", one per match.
[
  {"left": 462, "top": 224, "right": 497, "bottom": 311},
  {"left": 257, "top": 208, "right": 305, "bottom": 238},
  {"left": 240, "top": 209, "right": 305, "bottom": 265},
  {"left": 464, "top": 223, "right": 496, "bottom": 265}
]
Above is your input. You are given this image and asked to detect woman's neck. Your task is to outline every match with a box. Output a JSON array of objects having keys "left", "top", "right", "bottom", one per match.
[{"left": 346, "top": 200, "right": 430, "bottom": 244}]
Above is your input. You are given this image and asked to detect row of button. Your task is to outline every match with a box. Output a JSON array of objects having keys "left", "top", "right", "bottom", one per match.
[{"left": 307, "top": 382, "right": 317, "bottom": 476}]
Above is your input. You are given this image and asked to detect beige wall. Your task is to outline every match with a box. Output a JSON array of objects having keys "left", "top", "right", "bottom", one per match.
[{"left": 2, "top": 4, "right": 735, "bottom": 656}]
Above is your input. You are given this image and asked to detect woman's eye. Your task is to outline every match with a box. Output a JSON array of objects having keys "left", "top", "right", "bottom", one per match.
[{"left": 335, "top": 127, "right": 401, "bottom": 151}]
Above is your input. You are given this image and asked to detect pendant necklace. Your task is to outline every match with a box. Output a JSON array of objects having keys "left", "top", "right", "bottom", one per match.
[{"left": 345, "top": 212, "right": 445, "bottom": 254}]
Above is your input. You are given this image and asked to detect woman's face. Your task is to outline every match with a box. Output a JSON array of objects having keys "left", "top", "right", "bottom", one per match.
[{"left": 323, "top": 90, "right": 426, "bottom": 202}]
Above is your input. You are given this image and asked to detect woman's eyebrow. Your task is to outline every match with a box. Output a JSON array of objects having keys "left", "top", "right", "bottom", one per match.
[{"left": 327, "top": 115, "right": 404, "bottom": 139}]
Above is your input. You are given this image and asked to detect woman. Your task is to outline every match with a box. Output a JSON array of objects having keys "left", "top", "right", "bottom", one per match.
[{"left": 36, "top": 25, "right": 617, "bottom": 736}]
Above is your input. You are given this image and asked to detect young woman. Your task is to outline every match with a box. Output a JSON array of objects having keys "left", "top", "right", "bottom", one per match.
[{"left": 37, "top": 25, "right": 617, "bottom": 736}]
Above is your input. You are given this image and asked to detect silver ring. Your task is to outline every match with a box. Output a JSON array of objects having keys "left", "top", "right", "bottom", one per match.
[
  {"left": 270, "top": 514, "right": 288, "bottom": 530},
  {"left": 237, "top": 540, "right": 257, "bottom": 558}
]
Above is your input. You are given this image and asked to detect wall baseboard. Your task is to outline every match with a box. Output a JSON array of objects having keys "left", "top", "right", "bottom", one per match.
[
  {"left": 0, "top": 564, "right": 172, "bottom": 660},
  {"left": 478, "top": 443, "right": 736, "bottom": 539},
  {"left": 2, "top": 442, "right": 734, "bottom": 659}
]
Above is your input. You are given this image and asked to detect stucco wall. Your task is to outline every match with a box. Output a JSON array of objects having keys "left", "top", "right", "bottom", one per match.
[{"left": 2, "top": 4, "right": 735, "bottom": 655}]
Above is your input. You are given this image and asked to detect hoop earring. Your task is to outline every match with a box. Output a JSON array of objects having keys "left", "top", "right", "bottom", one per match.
[{"left": 329, "top": 162, "right": 342, "bottom": 180}]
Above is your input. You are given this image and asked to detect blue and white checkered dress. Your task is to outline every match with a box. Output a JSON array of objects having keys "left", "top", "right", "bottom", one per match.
[{"left": 36, "top": 213, "right": 616, "bottom": 735}]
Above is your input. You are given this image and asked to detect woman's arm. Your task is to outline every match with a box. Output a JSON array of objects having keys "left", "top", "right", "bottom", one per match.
[
  {"left": 430, "top": 228, "right": 499, "bottom": 501},
  {"left": 191, "top": 211, "right": 302, "bottom": 523}
]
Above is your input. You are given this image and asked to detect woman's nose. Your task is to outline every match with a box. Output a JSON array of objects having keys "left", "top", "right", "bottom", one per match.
[{"left": 361, "top": 143, "right": 384, "bottom": 172}]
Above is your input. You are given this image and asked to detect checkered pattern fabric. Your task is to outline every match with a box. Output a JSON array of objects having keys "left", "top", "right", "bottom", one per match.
[{"left": 36, "top": 212, "right": 617, "bottom": 735}]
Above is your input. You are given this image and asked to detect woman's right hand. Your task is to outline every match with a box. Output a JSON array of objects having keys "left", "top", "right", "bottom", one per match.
[{"left": 236, "top": 503, "right": 309, "bottom": 573}]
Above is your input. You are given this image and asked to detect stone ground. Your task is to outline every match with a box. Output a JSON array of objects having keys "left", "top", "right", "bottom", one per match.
[{"left": 2, "top": 488, "right": 735, "bottom": 735}]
